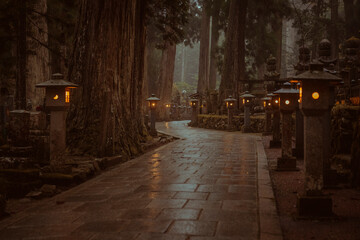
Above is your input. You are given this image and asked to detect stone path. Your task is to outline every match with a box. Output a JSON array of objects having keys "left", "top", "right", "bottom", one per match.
[{"left": 0, "top": 121, "right": 281, "bottom": 240}]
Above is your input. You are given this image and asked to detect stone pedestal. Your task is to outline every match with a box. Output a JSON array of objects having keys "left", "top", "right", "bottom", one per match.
[
  {"left": 293, "top": 108, "right": 304, "bottom": 159},
  {"left": 297, "top": 112, "right": 334, "bottom": 217},
  {"left": 149, "top": 109, "right": 157, "bottom": 136},
  {"left": 191, "top": 107, "right": 198, "bottom": 126},
  {"left": 242, "top": 106, "right": 251, "bottom": 133},
  {"left": 270, "top": 110, "right": 281, "bottom": 148},
  {"left": 50, "top": 111, "right": 67, "bottom": 161},
  {"left": 277, "top": 111, "right": 297, "bottom": 171},
  {"left": 227, "top": 108, "right": 234, "bottom": 131},
  {"left": 262, "top": 110, "right": 272, "bottom": 135},
  {"left": 9, "top": 110, "right": 30, "bottom": 147}
]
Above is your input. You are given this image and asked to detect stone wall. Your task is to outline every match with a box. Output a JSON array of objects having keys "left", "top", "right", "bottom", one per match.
[{"left": 196, "top": 114, "right": 265, "bottom": 132}]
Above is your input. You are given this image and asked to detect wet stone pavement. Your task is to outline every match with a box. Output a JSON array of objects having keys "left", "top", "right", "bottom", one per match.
[{"left": 0, "top": 121, "right": 281, "bottom": 240}]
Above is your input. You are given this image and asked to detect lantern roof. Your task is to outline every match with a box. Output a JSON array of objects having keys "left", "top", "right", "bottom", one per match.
[
  {"left": 224, "top": 96, "right": 236, "bottom": 102},
  {"left": 266, "top": 93, "right": 276, "bottom": 97},
  {"left": 274, "top": 82, "right": 299, "bottom": 94},
  {"left": 146, "top": 94, "right": 160, "bottom": 102},
  {"left": 292, "top": 61, "right": 341, "bottom": 82},
  {"left": 240, "top": 91, "right": 256, "bottom": 98},
  {"left": 190, "top": 98, "right": 199, "bottom": 102},
  {"left": 261, "top": 97, "right": 272, "bottom": 101},
  {"left": 36, "top": 73, "right": 79, "bottom": 88}
]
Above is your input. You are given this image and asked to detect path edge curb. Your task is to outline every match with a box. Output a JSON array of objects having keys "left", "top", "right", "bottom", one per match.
[{"left": 256, "top": 139, "right": 283, "bottom": 240}]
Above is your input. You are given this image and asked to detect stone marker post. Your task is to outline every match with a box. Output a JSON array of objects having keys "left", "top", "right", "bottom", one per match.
[
  {"left": 240, "top": 91, "right": 255, "bottom": 133},
  {"left": 274, "top": 83, "right": 299, "bottom": 171},
  {"left": 146, "top": 94, "right": 160, "bottom": 136},
  {"left": 36, "top": 73, "right": 78, "bottom": 163},
  {"left": 270, "top": 94, "right": 281, "bottom": 148},
  {"left": 224, "top": 96, "right": 236, "bottom": 131},
  {"left": 293, "top": 61, "right": 341, "bottom": 217},
  {"left": 190, "top": 98, "right": 199, "bottom": 126},
  {"left": 261, "top": 96, "right": 272, "bottom": 135}
]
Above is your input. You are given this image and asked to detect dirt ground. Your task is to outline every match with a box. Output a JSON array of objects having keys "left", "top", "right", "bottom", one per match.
[{"left": 263, "top": 136, "right": 360, "bottom": 240}]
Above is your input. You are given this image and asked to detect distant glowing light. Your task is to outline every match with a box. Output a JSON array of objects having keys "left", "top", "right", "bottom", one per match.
[
  {"left": 65, "top": 90, "right": 70, "bottom": 103},
  {"left": 285, "top": 100, "right": 290, "bottom": 105},
  {"left": 312, "top": 92, "right": 320, "bottom": 100},
  {"left": 53, "top": 95, "right": 59, "bottom": 100},
  {"left": 275, "top": 100, "right": 279, "bottom": 104}
]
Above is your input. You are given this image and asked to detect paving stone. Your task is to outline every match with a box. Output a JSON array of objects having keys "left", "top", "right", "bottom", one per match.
[
  {"left": 173, "top": 191, "right": 209, "bottom": 200},
  {"left": 0, "top": 121, "right": 281, "bottom": 240},
  {"left": 168, "top": 220, "right": 217, "bottom": 236},
  {"left": 146, "top": 199, "right": 187, "bottom": 209},
  {"left": 157, "top": 208, "right": 200, "bottom": 220}
]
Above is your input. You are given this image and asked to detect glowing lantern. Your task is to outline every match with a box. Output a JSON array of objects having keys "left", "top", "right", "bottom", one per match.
[
  {"left": 146, "top": 94, "right": 160, "bottom": 110},
  {"left": 36, "top": 73, "right": 78, "bottom": 111},
  {"left": 224, "top": 96, "right": 236, "bottom": 109}
]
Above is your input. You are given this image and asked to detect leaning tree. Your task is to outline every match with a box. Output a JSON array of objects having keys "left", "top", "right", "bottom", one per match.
[{"left": 67, "top": 0, "right": 148, "bottom": 157}]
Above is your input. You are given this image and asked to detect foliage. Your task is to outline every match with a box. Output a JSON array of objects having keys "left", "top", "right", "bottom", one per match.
[{"left": 246, "top": 0, "right": 292, "bottom": 75}]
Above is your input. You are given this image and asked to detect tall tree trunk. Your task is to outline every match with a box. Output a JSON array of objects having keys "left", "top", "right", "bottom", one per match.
[
  {"left": 197, "top": 6, "right": 211, "bottom": 95},
  {"left": 15, "top": 0, "right": 27, "bottom": 110},
  {"left": 330, "top": 0, "right": 339, "bottom": 59},
  {"left": 219, "top": 0, "right": 248, "bottom": 108},
  {"left": 209, "top": 0, "right": 221, "bottom": 90},
  {"left": 343, "top": 0, "right": 356, "bottom": 38},
  {"left": 275, "top": 19, "right": 283, "bottom": 74},
  {"left": 158, "top": 42, "right": 176, "bottom": 120},
  {"left": 67, "top": 0, "right": 147, "bottom": 157},
  {"left": 27, "top": 0, "right": 49, "bottom": 110}
]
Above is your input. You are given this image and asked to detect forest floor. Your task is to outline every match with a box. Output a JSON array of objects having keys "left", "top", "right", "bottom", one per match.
[{"left": 263, "top": 136, "right": 360, "bottom": 240}]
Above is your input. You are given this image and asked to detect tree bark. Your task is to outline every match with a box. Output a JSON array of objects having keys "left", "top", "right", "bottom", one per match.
[
  {"left": 330, "top": 0, "right": 339, "bottom": 59},
  {"left": 343, "top": 0, "right": 356, "bottom": 38},
  {"left": 158, "top": 42, "right": 176, "bottom": 120},
  {"left": 219, "top": 0, "right": 248, "bottom": 108},
  {"left": 209, "top": 0, "right": 222, "bottom": 90},
  {"left": 15, "top": 0, "right": 27, "bottom": 110},
  {"left": 197, "top": 6, "right": 211, "bottom": 95},
  {"left": 27, "top": 0, "right": 49, "bottom": 110},
  {"left": 67, "top": 0, "right": 148, "bottom": 157}
]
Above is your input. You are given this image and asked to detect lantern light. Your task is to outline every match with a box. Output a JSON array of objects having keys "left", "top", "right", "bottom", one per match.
[
  {"left": 146, "top": 94, "right": 160, "bottom": 110},
  {"left": 36, "top": 73, "right": 78, "bottom": 111},
  {"left": 224, "top": 96, "right": 236, "bottom": 109},
  {"left": 312, "top": 92, "right": 320, "bottom": 100},
  {"left": 285, "top": 100, "right": 290, "bottom": 105}
]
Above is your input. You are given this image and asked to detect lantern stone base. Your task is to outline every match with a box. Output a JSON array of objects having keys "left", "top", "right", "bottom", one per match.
[
  {"left": 297, "top": 195, "right": 333, "bottom": 218},
  {"left": 269, "top": 140, "right": 281, "bottom": 148},
  {"left": 276, "top": 157, "right": 298, "bottom": 171}
]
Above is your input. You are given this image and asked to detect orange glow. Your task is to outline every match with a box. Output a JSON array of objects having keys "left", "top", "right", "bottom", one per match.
[
  {"left": 242, "top": 99, "right": 245, "bottom": 104},
  {"left": 312, "top": 92, "right": 320, "bottom": 100},
  {"left": 230, "top": 103, "right": 233, "bottom": 106},
  {"left": 65, "top": 90, "right": 70, "bottom": 103},
  {"left": 299, "top": 87, "right": 303, "bottom": 103},
  {"left": 246, "top": 100, "right": 249, "bottom": 103},
  {"left": 151, "top": 103, "right": 156, "bottom": 107},
  {"left": 263, "top": 102, "right": 266, "bottom": 107},
  {"left": 53, "top": 95, "right": 59, "bottom": 100},
  {"left": 285, "top": 100, "right": 290, "bottom": 105},
  {"left": 268, "top": 103, "right": 271, "bottom": 106}
]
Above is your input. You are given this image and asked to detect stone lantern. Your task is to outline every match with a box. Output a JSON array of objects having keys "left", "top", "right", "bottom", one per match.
[
  {"left": 292, "top": 61, "right": 341, "bottom": 217},
  {"left": 190, "top": 98, "right": 199, "bottom": 126},
  {"left": 35, "top": 73, "right": 78, "bottom": 162},
  {"left": 261, "top": 96, "right": 272, "bottom": 135},
  {"left": 165, "top": 103, "right": 171, "bottom": 121},
  {"left": 224, "top": 96, "right": 236, "bottom": 131},
  {"left": 146, "top": 94, "right": 160, "bottom": 136},
  {"left": 269, "top": 93, "right": 281, "bottom": 148},
  {"left": 274, "top": 82, "right": 299, "bottom": 171},
  {"left": 240, "top": 91, "right": 255, "bottom": 133},
  {"left": 293, "top": 82, "right": 304, "bottom": 159}
]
